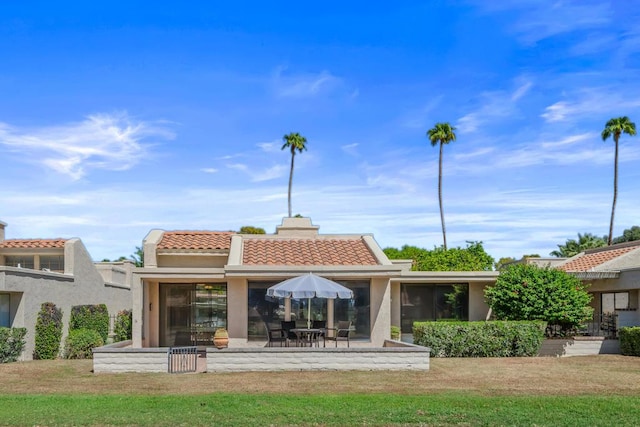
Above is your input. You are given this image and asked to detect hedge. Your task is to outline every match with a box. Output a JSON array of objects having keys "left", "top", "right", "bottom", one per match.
[
  {"left": 33, "top": 302, "right": 63, "bottom": 360},
  {"left": 619, "top": 327, "right": 640, "bottom": 356},
  {"left": 413, "top": 321, "right": 546, "bottom": 357},
  {"left": 0, "top": 327, "right": 27, "bottom": 363},
  {"left": 64, "top": 328, "right": 104, "bottom": 359},
  {"left": 69, "top": 304, "right": 109, "bottom": 343},
  {"left": 113, "top": 310, "right": 132, "bottom": 342}
]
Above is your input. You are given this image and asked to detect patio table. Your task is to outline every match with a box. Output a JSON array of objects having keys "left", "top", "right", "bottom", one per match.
[{"left": 291, "top": 328, "right": 323, "bottom": 347}]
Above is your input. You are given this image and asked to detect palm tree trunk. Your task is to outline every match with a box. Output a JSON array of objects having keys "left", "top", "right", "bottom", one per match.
[
  {"left": 608, "top": 137, "right": 619, "bottom": 245},
  {"left": 438, "top": 141, "right": 447, "bottom": 250},
  {"left": 288, "top": 150, "right": 295, "bottom": 217}
]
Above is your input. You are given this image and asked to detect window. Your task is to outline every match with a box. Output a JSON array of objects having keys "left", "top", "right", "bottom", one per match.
[
  {"left": 40, "top": 255, "right": 64, "bottom": 272},
  {"left": 602, "top": 292, "right": 629, "bottom": 312},
  {"left": 0, "top": 294, "right": 9, "bottom": 327},
  {"left": 333, "top": 281, "right": 370, "bottom": 339},
  {"left": 5, "top": 256, "right": 34, "bottom": 269},
  {"left": 400, "top": 283, "right": 469, "bottom": 333},
  {"left": 248, "top": 281, "right": 286, "bottom": 339}
]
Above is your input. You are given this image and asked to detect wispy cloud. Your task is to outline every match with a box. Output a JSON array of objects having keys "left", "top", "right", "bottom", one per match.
[
  {"left": 541, "top": 87, "right": 640, "bottom": 123},
  {"left": 0, "top": 113, "right": 172, "bottom": 180},
  {"left": 341, "top": 143, "right": 359, "bottom": 156},
  {"left": 257, "top": 140, "right": 280, "bottom": 152},
  {"left": 272, "top": 66, "right": 343, "bottom": 98},
  {"left": 226, "top": 162, "right": 287, "bottom": 182},
  {"left": 201, "top": 168, "right": 218, "bottom": 174}
]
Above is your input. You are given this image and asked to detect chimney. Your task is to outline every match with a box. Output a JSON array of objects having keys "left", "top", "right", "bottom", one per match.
[
  {"left": 275, "top": 217, "right": 319, "bottom": 237},
  {"left": 0, "top": 221, "right": 6, "bottom": 242}
]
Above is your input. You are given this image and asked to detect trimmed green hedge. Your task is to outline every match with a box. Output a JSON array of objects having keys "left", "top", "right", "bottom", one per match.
[
  {"left": 69, "top": 304, "right": 109, "bottom": 343},
  {"left": 34, "top": 302, "right": 63, "bottom": 360},
  {"left": 0, "top": 327, "right": 27, "bottom": 363},
  {"left": 413, "top": 321, "right": 546, "bottom": 357},
  {"left": 113, "top": 310, "right": 132, "bottom": 342},
  {"left": 64, "top": 328, "right": 104, "bottom": 359},
  {"left": 619, "top": 327, "right": 640, "bottom": 356}
]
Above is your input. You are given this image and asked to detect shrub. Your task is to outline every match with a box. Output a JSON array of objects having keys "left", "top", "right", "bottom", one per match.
[
  {"left": 64, "top": 328, "right": 104, "bottom": 359},
  {"left": 34, "top": 302, "right": 63, "bottom": 360},
  {"left": 69, "top": 304, "right": 109, "bottom": 343},
  {"left": 114, "top": 310, "right": 132, "bottom": 342},
  {"left": 619, "top": 327, "right": 640, "bottom": 356},
  {"left": 0, "top": 327, "right": 27, "bottom": 363},
  {"left": 413, "top": 321, "right": 545, "bottom": 357},
  {"left": 485, "top": 264, "right": 593, "bottom": 333}
]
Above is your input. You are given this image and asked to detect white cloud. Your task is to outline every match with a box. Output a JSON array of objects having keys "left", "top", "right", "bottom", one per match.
[
  {"left": 226, "top": 162, "right": 286, "bottom": 182},
  {"left": 541, "top": 87, "right": 640, "bottom": 123},
  {"left": 0, "top": 112, "right": 172, "bottom": 180},
  {"left": 257, "top": 140, "right": 280, "bottom": 152},
  {"left": 272, "top": 66, "right": 343, "bottom": 98},
  {"left": 341, "top": 143, "right": 359, "bottom": 156},
  {"left": 201, "top": 168, "right": 218, "bottom": 174}
]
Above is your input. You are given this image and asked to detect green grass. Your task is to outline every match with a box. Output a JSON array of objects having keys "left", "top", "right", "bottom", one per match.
[{"left": 1, "top": 393, "right": 639, "bottom": 426}]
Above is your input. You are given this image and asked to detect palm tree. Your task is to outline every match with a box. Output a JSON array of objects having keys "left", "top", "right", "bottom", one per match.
[
  {"left": 281, "top": 132, "right": 308, "bottom": 217},
  {"left": 427, "top": 122, "right": 456, "bottom": 250},
  {"left": 602, "top": 116, "right": 637, "bottom": 245}
]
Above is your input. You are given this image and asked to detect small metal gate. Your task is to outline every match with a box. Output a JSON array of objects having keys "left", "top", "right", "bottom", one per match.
[{"left": 168, "top": 346, "right": 198, "bottom": 373}]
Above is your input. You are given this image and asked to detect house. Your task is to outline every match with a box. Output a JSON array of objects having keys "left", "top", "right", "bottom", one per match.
[
  {"left": 557, "top": 240, "right": 640, "bottom": 329},
  {"left": 131, "top": 217, "right": 498, "bottom": 349},
  {"left": 0, "top": 220, "right": 132, "bottom": 360}
]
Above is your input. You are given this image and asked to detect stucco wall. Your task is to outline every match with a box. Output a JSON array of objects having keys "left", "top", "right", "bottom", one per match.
[
  {"left": 539, "top": 337, "right": 620, "bottom": 356},
  {"left": 0, "top": 239, "right": 131, "bottom": 360},
  {"left": 369, "top": 277, "right": 391, "bottom": 345},
  {"left": 469, "top": 282, "right": 491, "bottom": 321}
]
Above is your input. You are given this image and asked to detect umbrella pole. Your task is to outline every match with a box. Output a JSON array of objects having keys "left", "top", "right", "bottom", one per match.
[{"left": 307, "top": 297, "right": 311, "bottom": 329}]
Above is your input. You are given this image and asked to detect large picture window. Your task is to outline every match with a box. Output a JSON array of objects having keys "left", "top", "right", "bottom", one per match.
[
  {"left": 333, "top": 281, "right": 370, "bottom": 339},
  {"left": 400, "top": 283, "right": 469, "bottom": 333}
]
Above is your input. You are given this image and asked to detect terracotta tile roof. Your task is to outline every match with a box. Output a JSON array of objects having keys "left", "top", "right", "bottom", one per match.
[
  {"left": 559, "top": 241, "right": 640, "bottom": 272},
  {"left": 0, "top": 239, "right": 67, "bottom": 249},
  {"left": 158, "top": 231, "right": 234, "bottom": 250},
  {"left": 242, "top": 238, "right": 379, "bottom": 265}
]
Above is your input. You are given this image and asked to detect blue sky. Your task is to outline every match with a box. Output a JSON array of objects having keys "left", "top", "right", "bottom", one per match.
[{"left": 1, "top": 1, "right": 639, "bottom": 262}]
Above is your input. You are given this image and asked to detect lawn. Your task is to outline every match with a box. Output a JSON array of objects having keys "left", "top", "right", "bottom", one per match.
[{"left": 0, "top": 355, "right": 639, "bottom": 426}]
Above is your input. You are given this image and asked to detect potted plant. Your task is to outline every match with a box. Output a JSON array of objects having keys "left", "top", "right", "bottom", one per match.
[
  {"left": 213, "top": 328, "right": 229, "bottom": 349},
  {"left": 390, "top": 325, "right": 401, "bottom": 341}
]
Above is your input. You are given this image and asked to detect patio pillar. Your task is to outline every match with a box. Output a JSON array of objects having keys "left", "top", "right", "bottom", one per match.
[{"left": 284, "top": 298, "right": 291, "bottom": 321}]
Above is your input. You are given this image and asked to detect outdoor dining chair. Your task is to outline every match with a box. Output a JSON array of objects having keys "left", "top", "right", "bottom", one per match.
[
  {"left": 312, "top": 320, "right": 327, "bottom": 346},
  {"left": 265, "top": 323, "right": 287, "bottom": 347},
  {"left": 325, "top": 320, "right": 352, "bottom": 347},
  {"left": 280, "top": 320, "right": 297, "bottom": 345}
]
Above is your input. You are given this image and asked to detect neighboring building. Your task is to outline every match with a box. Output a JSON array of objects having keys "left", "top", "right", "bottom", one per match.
[
  {"left": 0, "top": 221, "right": 132, "bottom": 360},
  {"left": 558, "top": 240, "right": 640, "bottom": 329},
  {"left": 131, "top": 217, "right": 498, "bottom": 349}
]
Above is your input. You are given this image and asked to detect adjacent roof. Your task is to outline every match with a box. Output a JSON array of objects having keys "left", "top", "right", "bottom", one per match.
[
  {"left": 0, "top": 239, "right": 67, "bottom": 249},
  {"left": 242, "top": 238, "right": 379, "bottom": 266},
  {"left": 559, "top": 240, "right": 640, "bottom": 272},
  {"left": 158, "top": 231, "right": 234, "bottom": 251}
]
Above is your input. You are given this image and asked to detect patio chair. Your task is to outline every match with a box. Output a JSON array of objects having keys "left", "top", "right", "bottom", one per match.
[
  {"left": 312, "top": 320, "right": 327, "bottom": 346},
  {"left": 280, "top": 320, "right": 297, "bottom": 346},
  {"left": 325, "top": 320, "right": 352, "bottom": 347},
  {"left": 265, "top": 323, "right": 287, "bottom": 347}
]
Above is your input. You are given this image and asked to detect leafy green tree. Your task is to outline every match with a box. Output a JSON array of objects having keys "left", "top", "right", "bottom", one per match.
[
  {"left": 613, "top": 225, "right": 640, "bottom": 244},
  {"left": 281, "top": 132, "right": 308, "bottom": 218},
  {"left": 384, "top": 241, "right": 494, "bottom": 271},
  {"left": 550, "top": 233, "right": 606, "bottom": 257},
  {"left": 485, "top": 264, "right": 593, "bottom": 332},
  {"left": 602, "top": 116, "right": 637, "bottom": 245},
  {"left": 427, "top": 122, "right": 456, "bottom": 250},
  {"left": 495, "top": 257, "right": 517, "bottom": 270},
  {"left": 239, "top": 226, "right": 266, "bottom": 234}
]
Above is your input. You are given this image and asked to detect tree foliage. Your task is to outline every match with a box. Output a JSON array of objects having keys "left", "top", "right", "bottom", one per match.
[
  {"left": 384, "top": 241, "right": 494, "bottom": 271},
  {"left": 34, "top": 302, "right": 63, "bottom": 360},
  {"left": 239, "top": 226, "right": 266, "bottom": 234},
  {"left": 485, "top": 264, "right": 593, "bottom": 332},
  {"left": 550, "top": 232, "right": 606, "bottom": 257},
  {"left": 613, "top": 226, "right": 640, "bottom": 244}
]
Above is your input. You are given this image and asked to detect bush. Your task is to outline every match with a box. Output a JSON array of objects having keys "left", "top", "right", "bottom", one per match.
[
  {"left": 485, "top": 264, "right": 593, "bottom": 333},
  {"left": 0, "top": 327, "right": 27, "bottom": 363},
  {"left": 619, "top": 327, "right": 640, "bottom": 356},
  {"left": 69, "top": 304, "right": 109, "bottom": 343},
  {"left": 34, "top": 302, "right": 63, "bottom": 360},
  {"left": 64, "top": 328, "right": 104, "bottom": 359},
  {"left": 114, "top": 310, "right": 132, "bottom": 342},
  {"left": 413, "top": 321, "right": 546, "bottom": 357}
]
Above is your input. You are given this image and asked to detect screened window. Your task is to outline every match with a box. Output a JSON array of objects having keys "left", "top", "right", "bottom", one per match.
[
  {"left": 602, "top": 292, "right": 630, "bottom": 312},
  {"left": 5, "top": 256, "right": 34, "bottom": 269},
  {"left": 40, "top": 255, "right": 64, "bottom": 272},
  {"left": 400, "top": 284, "right": 469, "bottom": 333},
  {"left": 0, "top": 294, "right": 9, "bottom": 327}
]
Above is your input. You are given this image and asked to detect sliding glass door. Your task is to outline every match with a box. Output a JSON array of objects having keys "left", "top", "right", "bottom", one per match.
[{"left": 160, "top": 283, "right": 227, "bottom": 346}]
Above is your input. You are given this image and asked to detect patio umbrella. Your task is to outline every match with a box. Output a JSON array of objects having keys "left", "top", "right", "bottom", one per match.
[{"left": 266, "top": 273, "right": 354, "bottom": 328}]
